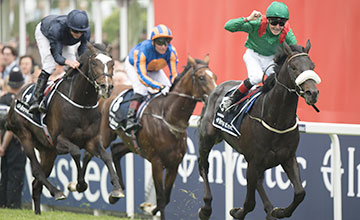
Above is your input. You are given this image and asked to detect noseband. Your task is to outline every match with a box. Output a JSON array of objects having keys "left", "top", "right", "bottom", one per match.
[{"left": 275, "top": 52, "right": 321, "bottom": 96}]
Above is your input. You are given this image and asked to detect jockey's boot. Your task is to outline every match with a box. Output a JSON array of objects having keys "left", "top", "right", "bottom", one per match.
[
  {"left": 221, "top": 78, "right": 252, "bottom": 111},
  {"left": 125, "top": 99, "right": 142, "bottom": 133},
  {"left": 29, "top": 70, "right": 50, "bottom": 114}
]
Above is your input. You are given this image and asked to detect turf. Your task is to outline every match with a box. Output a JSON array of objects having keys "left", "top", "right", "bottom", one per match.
[{"left": 0, "top": 208, "right": 138, "bottom": 220}]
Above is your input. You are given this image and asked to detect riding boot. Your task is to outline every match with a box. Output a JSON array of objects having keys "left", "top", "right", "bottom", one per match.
[
  {"left": 221, "top": 78, "right": 253, "bottom": 111},
  {"left": 125, "top": 99, "right": 141, "bottom": 133},
  {"left": 29, "top": 70, "right": 50, "bottom": 114}
]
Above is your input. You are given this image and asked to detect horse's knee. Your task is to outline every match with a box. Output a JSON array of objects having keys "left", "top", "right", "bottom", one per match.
[{"left": 295, "top": 189, "right": 306, "bottom": 203}]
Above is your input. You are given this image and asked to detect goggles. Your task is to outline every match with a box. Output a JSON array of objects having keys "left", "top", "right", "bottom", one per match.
[
  {"left": 71, "top": 28, "right": 84, "bottom": 34},
  {"left": 154, "top": 38, "right": 171, "bottom": 46},
  {"left": 268, "top": 18, "right": 287, "bottom": 27}
]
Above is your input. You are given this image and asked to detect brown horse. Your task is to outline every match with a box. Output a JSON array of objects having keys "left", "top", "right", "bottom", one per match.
[
  {"left": 77, "top": 54, "right": 217, "bottom": 219},
  {"left": 4, "top": 43, "right": 123, "bottom": 214},
  {"left": 197, "top": 41, "right": 320, "bottom": 220}
]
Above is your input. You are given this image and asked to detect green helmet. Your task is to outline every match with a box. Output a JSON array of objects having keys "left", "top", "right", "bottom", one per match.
[{"left": 266, "top": 1, "right": 289, "bottom": 19}]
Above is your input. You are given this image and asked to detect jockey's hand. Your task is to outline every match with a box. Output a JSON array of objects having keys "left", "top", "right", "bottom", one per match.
[
  {"left": 161, "top": 86, "right": 170, "bottom": 95},
  {"left": 247, "top": 10, "right": 262, "bottom": 21},
  {"left": 65, "top": 59, "right": 80, "bottom": 69}
]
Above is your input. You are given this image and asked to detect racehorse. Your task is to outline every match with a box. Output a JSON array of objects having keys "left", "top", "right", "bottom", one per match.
[
  {"left": 197, "top": 41, "right": 320, "bottom": 220},
  {"left": 77, "top": 54, "right": 217, "bottom": 219},
  {"left": 4, "top": 43, "right": 123, "bottom": 214}
]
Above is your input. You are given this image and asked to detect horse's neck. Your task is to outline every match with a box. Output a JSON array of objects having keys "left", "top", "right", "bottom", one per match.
[
  {"left": 163, "top": 91, "right": 197, "bottom": 129},
  {"left": 62, "top": 71, "right": 98, "bottom": 106},
  {"left": 263, "top": 69, "right": 299, "bottom": 125}
]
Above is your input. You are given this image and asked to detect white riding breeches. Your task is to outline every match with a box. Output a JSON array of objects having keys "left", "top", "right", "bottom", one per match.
[
  {"left": 124, "top": 57, "right": 171, "bottom": 96},
  {"left": 35, "top": 23, "right": 80, "bottom": 74},
  {"left": 243, "top": 48, "right": 275, "bottom": 85}
]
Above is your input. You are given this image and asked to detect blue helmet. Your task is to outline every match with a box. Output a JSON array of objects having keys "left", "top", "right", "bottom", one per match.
[{"left": 67, "top": 9, "right": 90, "bottom": 32}]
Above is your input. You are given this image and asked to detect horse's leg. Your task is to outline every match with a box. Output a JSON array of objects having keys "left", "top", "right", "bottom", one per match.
[
  {"left": 56, "top": 135, "right": 88, "bottom": 192},
  {"left": 230, "top": 162, "right": 258, "bottom": 220},
  {"left": 87, "top": 137, "right": 124, "bottom": 203},
  {"left": 150, "top": 159, "right": 166, "bottom": 220},
  {"left": 271, "top": 157, "right": 305, "bottom": 218},
  {"left": 32, "top": 149, "right": 64, "bottom": 214},
  {"left": 256, "top": 174, "right": 276, "bottom": 220},
  {"left": 164, "top": 165, "right": 179, "bottom": 205},
  {"left": 110, "top": 142, "right": 131, "bottom": 190},
  {"left": 198, "top": 135, "right": 217, "bottom": 220}
]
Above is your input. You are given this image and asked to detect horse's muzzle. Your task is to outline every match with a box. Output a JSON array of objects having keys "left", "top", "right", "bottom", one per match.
[
  {"left": 98, "top": 84, "right": 113, "bottom": 99},
  {"left": 303, "top": 87, "right": 319, "bottom": 105}
]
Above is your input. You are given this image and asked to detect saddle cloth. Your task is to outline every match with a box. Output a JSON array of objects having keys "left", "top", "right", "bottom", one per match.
[
  {"left": 212, "top": 88, "right": 261, "bottom": 137},
  {"left": 109, "top": 89, "right": 160, "bottom": 131},
  {"left": 14, "top": 79, "right": 64, "bottom": 145}
]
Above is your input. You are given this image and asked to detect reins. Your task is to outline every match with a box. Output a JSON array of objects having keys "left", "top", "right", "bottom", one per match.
[{"left": 149, "top": 64, "right": 211, "bottom": 135}]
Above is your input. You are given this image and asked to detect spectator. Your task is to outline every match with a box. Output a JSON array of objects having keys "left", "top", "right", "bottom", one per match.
[
  {"left": 1, "top": 45, "right": 18, "bottom": 79},
  {"left": 19, "top": 55, "right": 35, "bottom": 85},
  {"left": 0, "top": 67, "right": 26, "bottom": 209}
]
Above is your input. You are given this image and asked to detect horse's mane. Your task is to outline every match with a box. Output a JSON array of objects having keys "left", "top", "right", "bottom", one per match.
[
  {"left": 78, "top": 43, "right": 108, "bottom": 64},
  {"left": 171, "top": 59, "right": 208, "bottom": 90},
  {"left": 260, "top": 43, "right": 305, "bottom": 93}
]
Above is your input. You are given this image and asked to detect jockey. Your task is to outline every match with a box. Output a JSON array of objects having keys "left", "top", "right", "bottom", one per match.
[
  {"left": 28, "top": 9, "right": 90, "bottom": 113},
  {"left": 221, "top": 1, "right": 297, "bottom": 110},
  {"left": 124, "top": 24, "right": 179, "bottom": 133}
]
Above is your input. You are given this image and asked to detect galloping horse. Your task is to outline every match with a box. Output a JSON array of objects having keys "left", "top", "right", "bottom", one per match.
[
  {"left": 77, "top": 55, "right": 217, "bottom": 219},
  {"left": 197, "top": 41, "right": 320, "bottom": 220},
  {"left": 5, "top": 43, "right": 123, "bottom": 214}
]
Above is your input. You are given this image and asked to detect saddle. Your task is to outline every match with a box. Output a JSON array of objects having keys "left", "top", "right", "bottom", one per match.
[
  {"left": 212, "top": 87, "right": 261, "bottom": 137},
  {"left": 109, "top": 89, "right": 160, "bottom": 132}
]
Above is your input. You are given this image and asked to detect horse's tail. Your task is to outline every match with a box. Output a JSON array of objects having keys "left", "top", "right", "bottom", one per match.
[{"left": 0, "top": 105, "right": 9, "bottom": 131}]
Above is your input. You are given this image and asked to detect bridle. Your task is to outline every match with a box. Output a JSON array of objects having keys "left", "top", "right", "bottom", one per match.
[
  {"left": 168, "top": 64, "right": 210, "bottom": 102},
  {"left": 275, "top": 52, "right": 320, "bottom": 96},
  {"left": 151, "top": 63, "right": 214, "bottom": 135},
  {"left": 75, "top": 53, "right": 113, "bottom": 93}
]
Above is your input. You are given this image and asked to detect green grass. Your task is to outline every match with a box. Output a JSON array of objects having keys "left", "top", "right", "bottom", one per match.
[{"left": 0, "top": 208, "right": 138, "bottom": 220}]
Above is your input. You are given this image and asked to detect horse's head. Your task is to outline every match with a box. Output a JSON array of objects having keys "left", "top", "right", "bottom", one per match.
[
  {"left": 173, "top": 54, "right": 217, "bottom": 102},
  {"left": 85, "top": 42, "right": 114, "bottom": 98},
  {"left": 281, "top": 40, "right": 320, "bottom": 105}
]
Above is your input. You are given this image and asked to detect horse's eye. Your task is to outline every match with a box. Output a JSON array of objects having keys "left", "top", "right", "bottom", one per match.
[{"left": 198, "top": 76, "right": 205, "bottom": 80}]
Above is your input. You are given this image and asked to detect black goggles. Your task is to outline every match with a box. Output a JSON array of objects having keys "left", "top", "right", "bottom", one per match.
[
  {"left": 71, "top": 29, "right": 84, "bottom": 34},
  {"left": 154, "top": 38, "right": 171, "bottom": 46},
  {"left": 268, "top": 19, "right": 287, "bottom": 27}
]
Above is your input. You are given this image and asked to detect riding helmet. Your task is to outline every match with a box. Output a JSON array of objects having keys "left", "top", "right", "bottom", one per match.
[
  {"left": 67, "top": 9, "right": 90, "bottom": 32},
  {"left": 150, "top": 24, "right": 173, "bottom": 40},
  {"left": 266, "top": 1, "right": 289, "bottom": 19}
]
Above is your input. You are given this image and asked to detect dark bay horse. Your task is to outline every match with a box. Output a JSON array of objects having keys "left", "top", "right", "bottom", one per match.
[
  {"left": 5, "top": 43, "right": 123, "bottom": 214},
  {"left": 78, "top": 55, "right": 217, "bottom": 219},
  {"left": 197, "top": 41, "right": 320, "bottom": 220}
]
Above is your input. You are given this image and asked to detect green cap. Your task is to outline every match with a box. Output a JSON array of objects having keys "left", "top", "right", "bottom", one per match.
[{"left": 266, "top": 1, "right": 289, "bottom": 19}]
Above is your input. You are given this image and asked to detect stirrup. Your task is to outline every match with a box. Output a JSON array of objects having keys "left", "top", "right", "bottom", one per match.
[{"left": 29, "top": 102, "right": 40, "bottom": 114}]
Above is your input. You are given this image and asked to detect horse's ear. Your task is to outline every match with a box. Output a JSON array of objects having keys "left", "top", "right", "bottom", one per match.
[
  {"left": 87, "top": 42, "right": 97, "bottom": 53},
  {"left": 283, "top": 42, "right": 292, "bottom": 55},
  {"left": 188, "top": 55, "right": 196, "bottom": 66},
  {"left": 203, "top": 53, "right": 210, "bottom": 64},
  {"left": 304, "top": 39, "right": 311, "bottom": 53}
]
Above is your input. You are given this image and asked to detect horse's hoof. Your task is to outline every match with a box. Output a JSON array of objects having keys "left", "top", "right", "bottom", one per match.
[
  {"left": 67, "top": 182, "right": 77, "bottom": 192},
  {"left": 271, "top": 207, "right": 288, "bottom": 218},
  {"left": 76, "top": 182, "right": 88, "bottom": 193},
  {"left": 109, "top": 196, "right": 119, "bottom": 204},
  {"left": 266, "top": 212, "right": 277, "bottom": 220},
  {"left": 230, "top": 207, "right": 243, "bottom": 219},
  {"left": 140, "top": 202, "right": 156, "bottom": 215},
  {"left": 151, "top": 207, "right": 159, "bottom": 216},
  {"left": 108, "top": 189, "right": 125, "bottom": 204},
  {"left": 54, "top": 192, "right": 66, "bottom": 200},
  {"left": 198, "top": 207, "right": 211, "bottom": 220}
]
